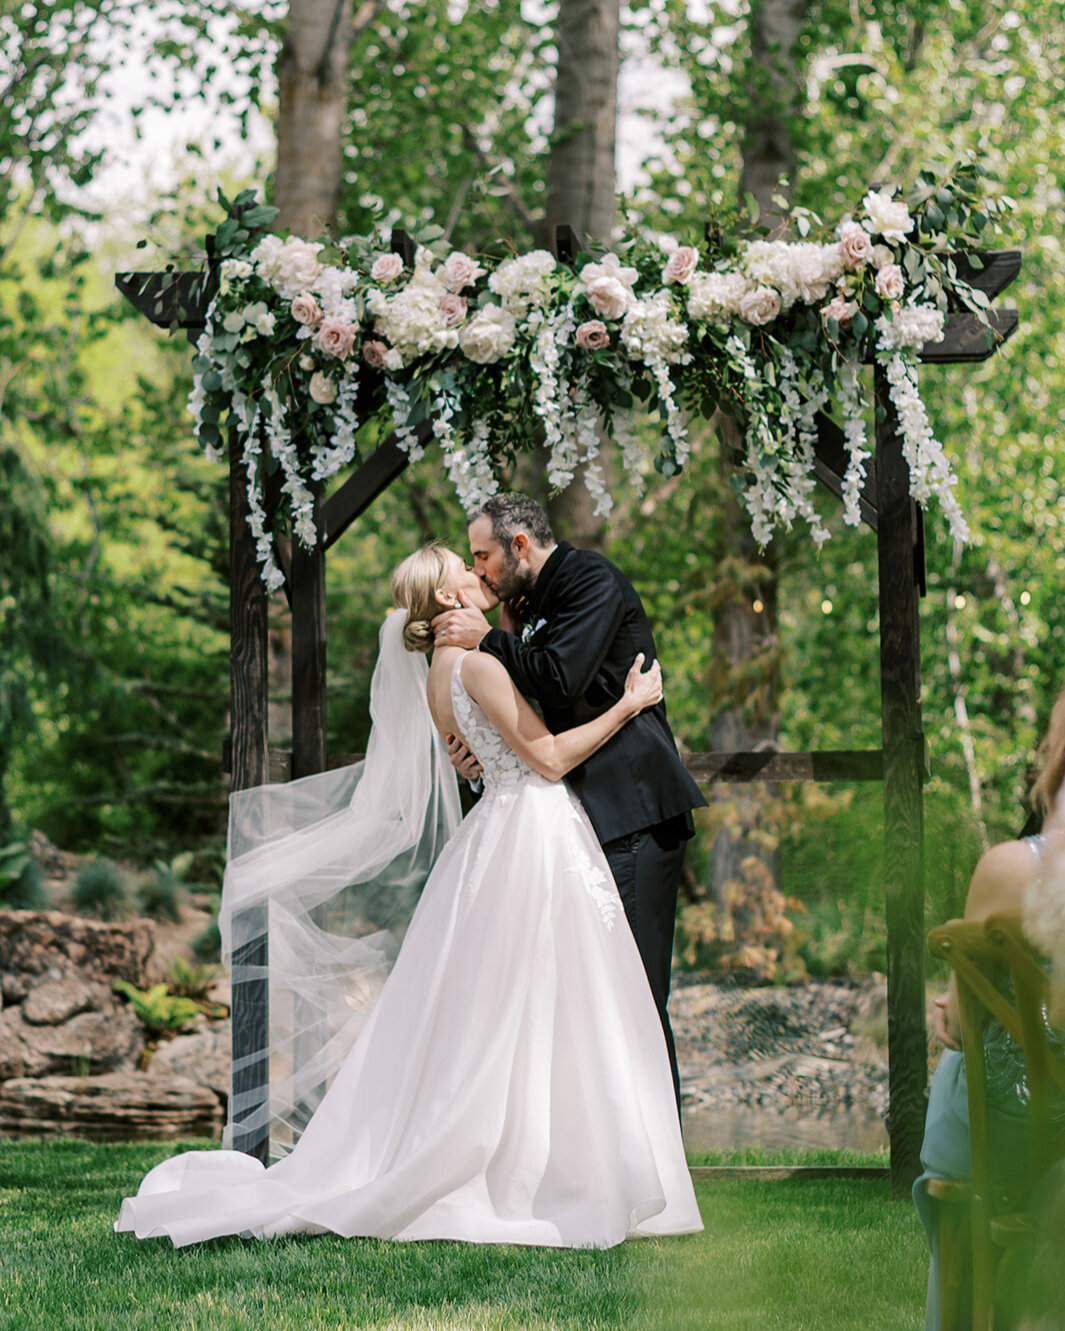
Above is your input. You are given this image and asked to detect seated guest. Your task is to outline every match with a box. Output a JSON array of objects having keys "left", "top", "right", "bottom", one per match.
[{"left": 915, "top": 685, "right": 1065, "bottom": 1331}]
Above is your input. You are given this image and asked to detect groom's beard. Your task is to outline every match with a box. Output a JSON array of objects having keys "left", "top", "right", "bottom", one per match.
[{"left": 488, "top": 549, "right": 537, "bottom": 605}]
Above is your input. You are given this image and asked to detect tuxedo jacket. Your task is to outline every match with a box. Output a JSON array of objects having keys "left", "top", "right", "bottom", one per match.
[{"left": 478, "top": 542, "right": 706, "bottom": 844}]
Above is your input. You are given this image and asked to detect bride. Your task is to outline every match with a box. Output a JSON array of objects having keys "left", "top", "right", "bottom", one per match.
[{"left": 115, "top": 542, "right": 702, "bottom": 1249}]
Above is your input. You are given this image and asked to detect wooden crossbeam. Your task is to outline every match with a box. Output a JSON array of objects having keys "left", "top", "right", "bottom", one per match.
[
  {"left": 321, "top": 424, "right": 430, "bottom": 550},
  {"left": 115, "top": 268, "right": 217, "bottom": 335}
]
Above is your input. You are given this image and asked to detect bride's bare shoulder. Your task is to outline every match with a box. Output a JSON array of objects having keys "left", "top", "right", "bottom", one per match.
[{"left": 966, "top": 838, "right": 1039, "bottom": 920}]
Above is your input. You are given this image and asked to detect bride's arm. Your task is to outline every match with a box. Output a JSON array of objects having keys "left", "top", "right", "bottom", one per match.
[{"left": 459, "top": 650, "right": 661, "bottom": 782}]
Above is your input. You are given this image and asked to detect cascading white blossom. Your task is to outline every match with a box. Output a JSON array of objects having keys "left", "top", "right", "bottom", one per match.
[
  {"left": 613, "top": 407, "right": 648, "bottom": 491},
  {"left": 441, "top": 418, "right": 499, "bottom": 515},
  {"left": 620, "top": 292, "right": 692, "bottom": 468},
  {"left": 776, "top": 349, "right": 831, "bottom": 545},
  {"left": 383, "top": 378, "right": 425, "bottom": 461},
  {"left": 837, "top": 360, "right": 872, "bottom": 528},
  {"left": 311, "top": 365, "right": 360, "bottom": 481},
  {"left": 530, "top": 305, "right": 579, "bottom": 488}
]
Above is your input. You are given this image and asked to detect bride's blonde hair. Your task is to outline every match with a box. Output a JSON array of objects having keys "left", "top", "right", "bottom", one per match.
[{"left": 390, "top": 542, "right": 455, "bottom": 654}]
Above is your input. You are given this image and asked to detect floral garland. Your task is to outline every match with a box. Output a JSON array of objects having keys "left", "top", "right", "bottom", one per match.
[{"left": 190, "top": 167, "right": 1007, "bottom": 587}]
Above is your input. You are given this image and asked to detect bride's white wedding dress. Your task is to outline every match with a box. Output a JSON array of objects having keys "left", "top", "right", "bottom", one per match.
[{"left": 115, "top": 653, "right": 702, "bottom": 1249}]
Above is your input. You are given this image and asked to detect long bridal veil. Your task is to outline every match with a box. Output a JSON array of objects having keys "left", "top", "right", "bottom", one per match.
[{"left": 220, "top": 610, "right": 461, "bottom": 1158}]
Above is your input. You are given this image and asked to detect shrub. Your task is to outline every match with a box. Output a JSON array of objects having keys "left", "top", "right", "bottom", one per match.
[
  {"left": 0, "top": 843, "right": 47, "bottom": 910},
  {"left": 136, "top": 861, "right": 183, "bottom": 922},
  {"left": 191, "top": 888, "right": 222, "bottom": 962},
  {"left": 167, "top": 955, "right": 225, "bottom": 1020},
  {"left": 72, "top": 859, "right": 128, "bottom": 921}
]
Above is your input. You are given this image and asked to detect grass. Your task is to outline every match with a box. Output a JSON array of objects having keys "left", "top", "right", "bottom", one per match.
[{"left": 0, "top": 1138, "right": 927, "bottom": 1330}]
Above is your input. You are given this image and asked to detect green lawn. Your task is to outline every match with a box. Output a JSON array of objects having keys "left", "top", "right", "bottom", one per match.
[{"left": 0, "top": 1139, "right": 927, "bottom": 1330}]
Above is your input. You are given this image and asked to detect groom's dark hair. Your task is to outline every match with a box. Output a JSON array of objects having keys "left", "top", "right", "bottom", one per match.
[{"left": 477, "top": 494, "right": 554, "bottom": 550}]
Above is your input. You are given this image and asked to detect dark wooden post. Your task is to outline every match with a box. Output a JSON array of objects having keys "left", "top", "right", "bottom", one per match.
[
  {"left": 874, "top": 364, "right": 928, "bottom": 1197},
  {"left": 228, "top": 428, "right": 271, "bottom": 1162}
]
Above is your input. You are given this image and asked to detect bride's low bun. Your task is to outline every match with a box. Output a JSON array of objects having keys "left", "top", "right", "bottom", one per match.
[
  {"left": 390, "top": 542, "right": 455, "bottom": 654},
  {"left": 402, "top": 616, "right": 435, "bottom": 654}
]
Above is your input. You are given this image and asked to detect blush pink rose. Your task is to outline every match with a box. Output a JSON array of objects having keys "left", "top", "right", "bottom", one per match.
[
  {"left": 438, "top": 293, "right": 468, "bottom": 326},
  {"left": 314, "top": 316, "right": 358, "bottom": 360},
  {"left": 575, "top": 320, "right": 610, "bottom": 350},
  {"left": 874, "top": 263, "right": 905, "bottom": 300},
  {"left": 662, "top": 246, "right": 699, "bottom": 285},
  {"left": 290, "top": 292, "right": 323, "bottom": 328},
  {"left": 821, "top": 293, "right": 852, "bottom": 326},
  {"left": 838, "top": 222, "right": 873, "bottom": 270},
  {"left": 362, "top": 339, "right": 390, "bottom": 369},
  {"left": 440, "top": 251, "right": 485, "bottom": 293},
  {"left": 370, "top": 254, "right": 404, "bottom": 283}
]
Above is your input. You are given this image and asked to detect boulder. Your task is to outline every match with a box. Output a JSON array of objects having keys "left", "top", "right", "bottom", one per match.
[
  {"left": 22, "top": 974, "right": 108, "bottom": 1025},
  {"left": 0, "top": 1003, "right": 144, "bottom": 1079},
  {"left": 149, "top": 1022, "right": 231, "bottom": 1104},
  {"left": 0, "top": 1071, "right": 223, "bottom": 1139},
  {"left": 0, "top": 911, "right": 152, "bottom": 987}
]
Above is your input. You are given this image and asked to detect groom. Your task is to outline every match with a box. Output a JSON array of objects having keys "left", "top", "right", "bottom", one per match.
[{"left": 432, "top": 492, "right": 706, "bottom": 1108}]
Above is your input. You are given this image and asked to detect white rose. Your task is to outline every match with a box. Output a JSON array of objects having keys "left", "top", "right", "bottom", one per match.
[
  {"left": 459, "top": 304, "right": 517, "bottom": 364},
  {"left": 737, "top": 286, "right": 781, "bottom": 326},
  {"left": 584, "top": 274, "right": 635, "bottom": 320},
  {"left": 863, "top": 189, "right": 913, "bottom": 244},
  {"left": 309, "top": 371, "right": 337, "bottom": 404},
  {"left": 874, "top": 264, "right": 905, "bottom": 300}
]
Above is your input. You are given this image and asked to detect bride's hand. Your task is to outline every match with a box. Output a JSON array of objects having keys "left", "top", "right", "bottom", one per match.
[{"left": 623, "top": 654, "right": 663, "bottom": 714}]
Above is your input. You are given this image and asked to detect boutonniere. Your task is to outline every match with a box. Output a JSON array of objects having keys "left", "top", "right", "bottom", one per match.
[{"left": 521, "top": 617, "right": 548, "bottom": 644}]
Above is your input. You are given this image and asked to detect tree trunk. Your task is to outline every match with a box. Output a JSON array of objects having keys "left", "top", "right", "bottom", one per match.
[
  {"left": 709, "top": 0, "right": 808, "bottom": 895},
  {"left": 539, "top": 0, "right": 620, "bottom": 548},
  {"left": 273, "top": 0, "right": 356, "bottom": 237}
]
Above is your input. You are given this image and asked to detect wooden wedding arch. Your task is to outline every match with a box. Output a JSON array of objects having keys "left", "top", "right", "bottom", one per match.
[{"left": 117, "top": 227, "right": 1020, "bottom": 1197}]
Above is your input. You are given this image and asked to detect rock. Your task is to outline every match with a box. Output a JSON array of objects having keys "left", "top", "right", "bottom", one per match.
[
  {"left": 0, "top": 1071, "right": 223, "bottom": 1139},
  {"left": 22, "top": 974, "right": 108, "bottom": 1025},
  {"left": 1, "top": 972, "right": 27, "bottom": 1005},
  {"left": 0, "top": 1003, "right": 144, "bottom": 1079},
  {"left": 149, "top": 1022, "right": 231, "bottom": 1103},
  {"left": 0, "top": 911, "right": 152, "bottom": 987}
]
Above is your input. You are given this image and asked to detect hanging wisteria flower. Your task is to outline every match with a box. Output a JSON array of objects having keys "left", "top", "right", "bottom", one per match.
[{"left": 864, "top": 189, "right": 914, "bottom": 244}]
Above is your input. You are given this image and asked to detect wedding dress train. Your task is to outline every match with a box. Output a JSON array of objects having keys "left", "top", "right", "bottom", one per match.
[{"left": 115, "top": 652, "right": 702, "bottom": 1249}]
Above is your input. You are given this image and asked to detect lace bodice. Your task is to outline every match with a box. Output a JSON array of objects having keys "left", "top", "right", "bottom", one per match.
[{"left": 450, "top": 655, "right": 536, "bottom": 790}]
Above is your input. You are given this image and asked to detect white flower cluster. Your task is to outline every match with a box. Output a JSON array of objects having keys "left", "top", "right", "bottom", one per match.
[
  {"left": 383, "top": 378, "right": 425, "bottom": 461},
  {"left": 687, "top": 271, "right": 749, "bottom": 322},
  {"left": 488, "top": 250, "right": 557, "bottom": 315},
  {"left": 367, "top": 254, "right": 457, "bottom": 362},
  {"left": 441, "top": 418, "right": 499, "bottom": 515},
  {"left": 881, "top": 352, "right": 969, "bottom": 542},
  {"left": 742, "top": 240, "right": 844, "bottom": 310},
  {"left": 530, "top": 305, "right": 578, "bottom": 488},
  {"left": 874, "top": 302, "right": 946, "bottom": 351},
  {"left": 621, "top": 292, "right": 691, "bottom": 467},
  {"left": 248, "top": 235, "right": 324, "bottom": 299},
  {"left": 775, "top": 349, "right": 831, "bottom": 545},
  {"left": 837, "top": 361, "right": 872, "bottom": 528}
]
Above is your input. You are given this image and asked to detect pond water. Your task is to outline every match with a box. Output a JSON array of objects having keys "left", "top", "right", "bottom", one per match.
[{"left": 681, "top": 1103, "right": 889, "bottom": 1155}]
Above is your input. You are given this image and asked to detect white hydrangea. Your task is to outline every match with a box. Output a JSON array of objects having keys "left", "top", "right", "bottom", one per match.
[
  {"left": 686, "top": 270, "right": 748, "bottom": 321},
  {"left": 742, "top": 240, "right": 843, "bottom": 309},
  {"left": 620, "top": 292, "right": 690, "bottom": 366},
  {"left": 313, "top": 265, "right": 360, "bottom": 318},
  {"left": 249, "top": 235, "right": 324, "bottom": 299},
  {"left": 488, "top": 250, "right": 557, "bottom": 314},
  {"left": 370, "top": 264, "right": 453, "bottom": 359}
]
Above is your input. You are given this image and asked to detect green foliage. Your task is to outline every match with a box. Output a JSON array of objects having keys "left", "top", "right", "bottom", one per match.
[
  {"left": 111, "top": 980, "right": 199, "bottom": 1037},
  {"left": 71, "top": 859, "right": 128, "bottom": 921},
  {"left": 0, "top": 842, "right": 46, "bottom": 910},
  {"left": 166, "top": 955, "right": 222, "bottom": 1006},
  {"left": 136, "top": 866, "right": 182, "bottom": 923}
]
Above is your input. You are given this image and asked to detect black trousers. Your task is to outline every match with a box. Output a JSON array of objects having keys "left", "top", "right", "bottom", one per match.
[{"left": 601, "top": 825, "right": 686, "bottom": 1114}]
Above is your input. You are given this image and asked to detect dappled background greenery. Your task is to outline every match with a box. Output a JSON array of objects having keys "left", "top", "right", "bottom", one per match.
[{"left": 2, "top": 0, "right": 1063, "bottom": 978}]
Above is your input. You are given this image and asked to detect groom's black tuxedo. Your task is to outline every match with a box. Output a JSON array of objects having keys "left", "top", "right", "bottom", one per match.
[
  {"left": 478, "top": 542, "right": 706, "bottom": 842},
  {"left": 478, "top": 541, "right": 706, "bottom": 1110}
]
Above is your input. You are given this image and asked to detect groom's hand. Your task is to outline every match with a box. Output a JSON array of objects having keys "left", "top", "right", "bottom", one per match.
[
  {"left": 432, "top": 604, "right": 491, "bottom": 649},
  {"left": 445, "top": 733, "right": 482, "bottom": 782}
]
